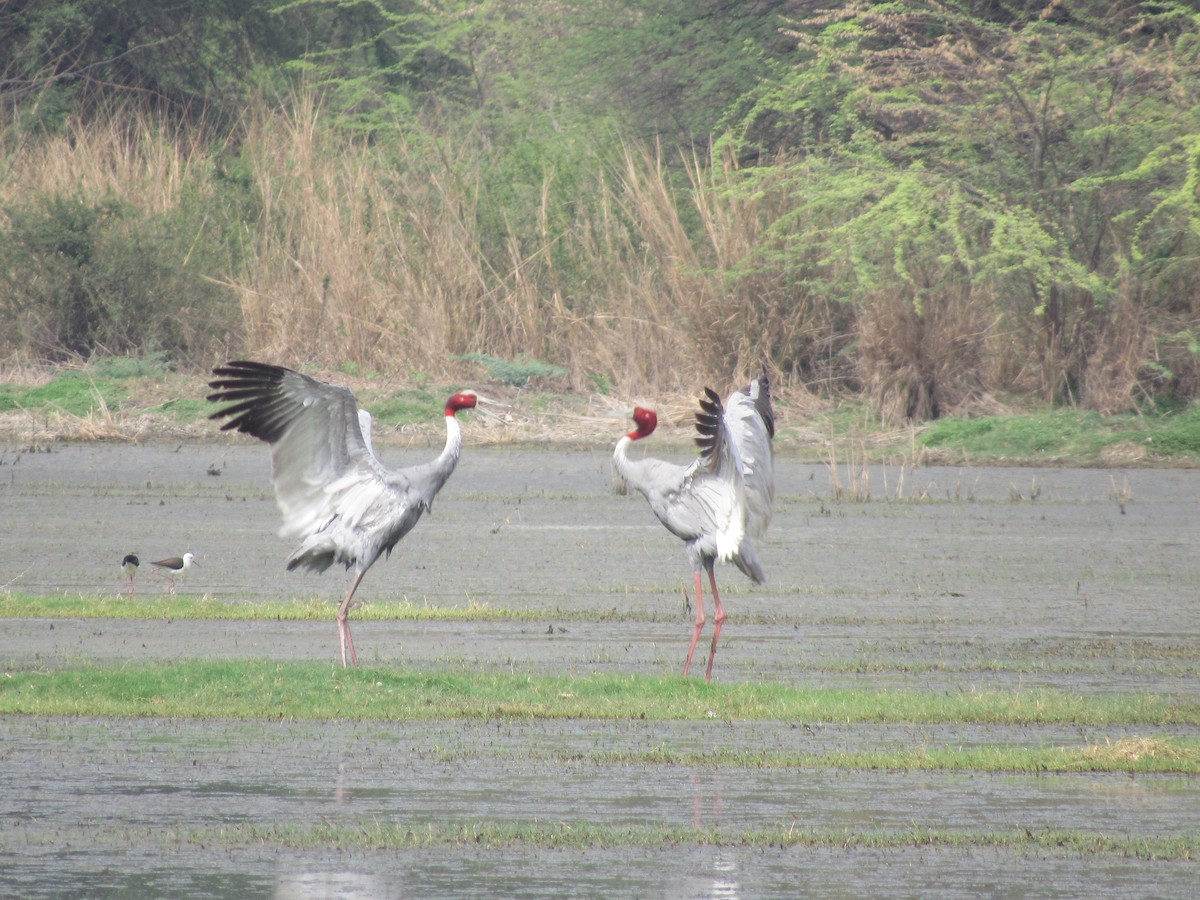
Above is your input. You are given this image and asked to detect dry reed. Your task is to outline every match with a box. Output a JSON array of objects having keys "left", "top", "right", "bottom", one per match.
[
  {"left": 2, "top": 97, "right": 1174, "bottom": 418},
  {"left": 826, "top": 440, "right": 870, "bottom": 501},
  {"left": 1, "top": 108, "right": 210, "bottom": 213},
  {"left": 223, "top": 104, "right": 819, "bottom": 397}
]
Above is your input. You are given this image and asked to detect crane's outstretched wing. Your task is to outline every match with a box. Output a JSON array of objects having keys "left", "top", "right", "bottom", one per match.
[
  {"left": 672, "top": 387, "right": 745, "bottom": 560},
  {"left": 208, "top": 361, "right": 396, "bottom": 543},
  {"left": 725, "top": 373, "right": 775, "bottom": 538}
]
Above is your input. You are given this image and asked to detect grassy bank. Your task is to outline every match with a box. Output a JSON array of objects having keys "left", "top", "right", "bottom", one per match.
[
  {"left": 182, "top": 820, "right": 1197, "bottom": 859},
  {"left": 0, "top": 594, "right": 542, "bottom": 623},
  {"left": 1, "top": 363, "right": 1199, "bottom": 464},
  {"left": 1, "top": 660, "right": 1196, "bottom": 728}
]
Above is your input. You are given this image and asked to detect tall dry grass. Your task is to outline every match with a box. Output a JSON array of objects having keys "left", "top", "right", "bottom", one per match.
[
  {"left": 3, "top": 97, "right": 1179, "bottom": 417},
  {"left": 231, "top": 96, "right": 610, "bottom": 382},
  {"left": 854, "top": 271, "right": 994, "bottom": 423},
  {"left": 225, "top": 102, "right": 831, "bottom": 397},
  {"left": 1080, "top": 283, "right": 1155, "bottom": 415},
  {"left": 510, "top": 163, "right": 695, "bottom": 394},
  {"left": 1, "top": 107, "right": 210, "bottom": 213}
]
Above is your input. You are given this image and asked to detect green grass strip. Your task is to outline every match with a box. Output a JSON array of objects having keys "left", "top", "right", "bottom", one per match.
[
  {"left": 1, "top": 660, "right": 1196, "bottom": 725},
  {"left": 181, "top": 821, "right": 1195, "bottom": 859},
  {"left": 543, "top": 739, "right": 1200, "bottom": 774},
  {"left": 8, "top": 598, "right": 1200, "bottom": 657},
  {"left": 0, "top": 593, "right": 538, "bottom": 622},
  {"left": 0, "top": 593, "right": 957, "bottom": 627}
]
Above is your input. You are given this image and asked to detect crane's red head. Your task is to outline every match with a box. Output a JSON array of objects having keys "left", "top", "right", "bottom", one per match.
[
  {"left": 445, "top": 391, "right": 479, "bottom": 416},
  {"left": 627, "top": 406, "right": 657, "bottom": 440}
]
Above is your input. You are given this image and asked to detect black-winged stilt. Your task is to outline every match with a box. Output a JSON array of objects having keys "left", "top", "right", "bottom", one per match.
[
  {"left": 150, "top": 553, "right": 197, "bottom": 595},
  {"left": 120, "top": 554, "right": 139, "bottom": 597}
]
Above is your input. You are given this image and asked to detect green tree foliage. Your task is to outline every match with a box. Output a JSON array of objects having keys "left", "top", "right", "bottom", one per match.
[
  {"left": 556, "top": 0, "right": 796, "bottom": 151},
  {"left": 0, "top": 189, "right": 240, "bottom": 364},
  {"left": 2, "top": 1, "right": 1199, "bottom": 416},
  {"left": 0, "top": 0, "right": 298, "bottom": 129},
  {"left": 729, "top": 0, "right": 1200, "bottom": 415}
]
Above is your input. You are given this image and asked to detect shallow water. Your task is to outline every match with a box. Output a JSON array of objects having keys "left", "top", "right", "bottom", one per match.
[
  {"left": 2, "top": 716, "right": 1197, "bottom": 899},
  {"left": 1, "top": 442, "right": 1197, "bottom": 897}
]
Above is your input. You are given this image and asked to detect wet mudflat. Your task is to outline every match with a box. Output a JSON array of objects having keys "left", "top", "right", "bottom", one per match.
[{"left": 1, "top": 442, "right": 1198, "bottom": 897}]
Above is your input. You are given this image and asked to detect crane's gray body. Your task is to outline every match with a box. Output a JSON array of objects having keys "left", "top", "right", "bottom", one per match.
[
  {"left": 208, "top": 361, "right": 462, "bottom": 579},
  {"left": 613, "top": 375, "right": 775, "bottom": 583}
]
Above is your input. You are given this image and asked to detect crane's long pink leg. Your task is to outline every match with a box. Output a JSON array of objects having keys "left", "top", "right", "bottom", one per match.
[
  {"left": 704, "top": 568, "right": 725, "bottom": 682},
  {"left": 682, "top": 570, "right": 707, "bottom": 676},
  {"left": 337, "top": 571, "right": 367, "bottom": 668}
]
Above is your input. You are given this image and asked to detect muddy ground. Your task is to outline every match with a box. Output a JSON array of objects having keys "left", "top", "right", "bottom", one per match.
[{"left": 1, "top": 442, "right": 1197, "bottom": 897}]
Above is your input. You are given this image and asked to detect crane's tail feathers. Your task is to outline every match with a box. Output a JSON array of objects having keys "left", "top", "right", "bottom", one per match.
[
  {"left": 285, "top": 551, "right": 336, "bottom": 575},
  {"left": 746, "top": 369, "right": 775, "bottom": 440},
  {"left": 733, "top": 540, "right": 767, "bottom": 585},
  {"left": 285, "top": 534, "right": 353, "bottom": 574}
]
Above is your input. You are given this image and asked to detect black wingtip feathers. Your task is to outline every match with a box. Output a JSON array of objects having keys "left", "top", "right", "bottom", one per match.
[
  {"left": 693, "top": 387, "right": 724, "bottom": 462},
  {"left": 206, "top": 360, "right": 296, "bottom": 442}
]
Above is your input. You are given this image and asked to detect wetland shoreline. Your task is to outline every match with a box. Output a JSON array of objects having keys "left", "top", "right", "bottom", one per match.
[{"left": 1, "top": 443, "right": 1196, "bottom": 897}]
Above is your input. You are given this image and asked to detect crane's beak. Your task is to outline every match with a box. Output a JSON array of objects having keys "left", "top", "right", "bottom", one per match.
[
  {"left": 473, "top": 395, "right": 513, "bottom": 424},
  {"left": 614, "top": 407, "right": 648, "bottom": 422}
]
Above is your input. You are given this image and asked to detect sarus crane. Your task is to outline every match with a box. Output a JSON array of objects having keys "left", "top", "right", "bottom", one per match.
[
  {"left": 613, "top": 373, "right": 775, "bottom": 680},
  {"left": 207, "top": 360, "right": 490, "bottom": 667}
]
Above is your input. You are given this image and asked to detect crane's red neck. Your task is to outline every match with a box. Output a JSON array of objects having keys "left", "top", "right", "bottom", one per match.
[
  {"left": 445, "top": 392, "right": 479, "bottom": 416},
  {"left": 627, "top": 407, "right": 657, "bottom": 440}
]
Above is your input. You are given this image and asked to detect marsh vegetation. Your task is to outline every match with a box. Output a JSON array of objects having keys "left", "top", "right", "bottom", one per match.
[
  {"left": 1, "top": 445, "right": 1197, "bottom": 895},
  {"left": 3, "top": 3, "right": 1200, "bottom": 424}
]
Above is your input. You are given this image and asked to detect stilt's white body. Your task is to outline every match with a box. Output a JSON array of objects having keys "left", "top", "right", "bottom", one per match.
[
  {"left": 150, "top": 552, "right": 196, "bottom": 595},
  {"left": 120, "top": 554, "right": 139, "bottom": 597}
]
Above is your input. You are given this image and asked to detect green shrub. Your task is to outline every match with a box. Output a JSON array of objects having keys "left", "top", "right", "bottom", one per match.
[
  {"left": 360, "top": 388, "right": 444, "bottom": 425},
  {"left": 1149, "top": 406, "right": 1200, "bottom": 455},
  {"left": 460, "top": 353, "right": 567, "bottom": 387},
  {"left": 89, "top": 353, "right": 170, "bottom": 379},
  {"left": 919, "top": 411, "right": 1108, "bottom": 458},
  {"left": 0, "top": 194, "right": 125, "bottom": 358},
  {"left": 0, "top": 189, "right": 240, "bottom": 366},
  {"left": 0, "top": 371, "right": 123, "bottom": 416}
]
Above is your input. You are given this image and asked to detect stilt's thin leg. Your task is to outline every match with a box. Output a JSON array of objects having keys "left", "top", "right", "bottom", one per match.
[
  {"left": 705, "top": 566, "right": 725, "bottom": 682},
  {"left": 682, "top": 570, "right": 707, "bottom": 676},
  {"left": 337, "top": 571, "right": 367, "bottom": 668}
]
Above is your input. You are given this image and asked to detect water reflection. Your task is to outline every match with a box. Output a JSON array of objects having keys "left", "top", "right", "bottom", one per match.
[
  {"left": 687, "top": 773, "right": 739, "bottom": 900},
  {"left": 690, "top": 772, "right": 723, "bottom": 828},
  {"left": 335, "top": 762, "right": 348, "bottom": 805},
  {"left": 710, "top": 854, "right": 740, "bottom": 900},
  {"left": 274, "top": 870, "right": 385, "bottom": 899}
]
